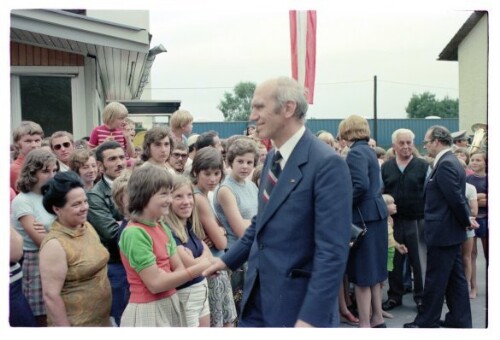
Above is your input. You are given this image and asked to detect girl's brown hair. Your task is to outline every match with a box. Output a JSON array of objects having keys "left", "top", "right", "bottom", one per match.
[
  {"left": 17, "top": 149, "right": 58, "bottom": 193},
  {"left": 127, "top": 164, "right": 173, "bottom": 219},
  {"left": 190, "top": 147, "right": 225, "bottom": 184}
]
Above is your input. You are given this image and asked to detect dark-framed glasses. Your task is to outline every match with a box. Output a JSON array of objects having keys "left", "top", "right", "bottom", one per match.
[
  {"left": 172, "top": 152, "right": 188, "bottom": 159},
  {"left": 53, "top": 142, "right": 72, "bottom": 150}
]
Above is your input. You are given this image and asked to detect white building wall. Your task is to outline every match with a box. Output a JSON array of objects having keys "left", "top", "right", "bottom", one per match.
[{"left": 458, "top": 15, "right": 488, "bottom": 133}]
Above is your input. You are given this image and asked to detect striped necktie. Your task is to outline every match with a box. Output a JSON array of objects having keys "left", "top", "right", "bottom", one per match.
[{"left": 262, "top": 151, "right": 282, "bottom": 203}]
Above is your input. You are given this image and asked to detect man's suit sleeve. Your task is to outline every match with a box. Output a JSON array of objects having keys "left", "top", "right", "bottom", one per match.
[
  {"left": 434, "top": 160, "right": 471, "bottom": 226},
  {"left": 221, "top": 215, "right": 256, "bottom": 270},
  {"left": 298, "top": 153, "right": 352, "bottom": 326}
]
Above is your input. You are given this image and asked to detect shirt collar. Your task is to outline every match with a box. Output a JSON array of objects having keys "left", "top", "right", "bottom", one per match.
[
  {"left": 433, "top": 147, "right": 451, "bottom": 167},
  {"left": 52, "top": 220, "right": 88, "bottom": 238},
  {"left": 58, "top": 160, "right": 69, "bottom": 172},
  {"left": 133, "top": 218, "right": 159, "bottom": 227},
  {"left": 275, "top": 125, "right": 305, "bottom": 170},
  {"left": 103, "top": 175, "right": 114, "bottom": 187}
]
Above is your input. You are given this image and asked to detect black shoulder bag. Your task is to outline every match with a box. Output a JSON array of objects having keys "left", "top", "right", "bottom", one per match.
[{"left": 350, "top": 207, "right": 367, "bottom": 248}]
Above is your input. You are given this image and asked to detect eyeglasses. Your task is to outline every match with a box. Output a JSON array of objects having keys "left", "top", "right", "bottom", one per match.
[
  {"left": 422, "top": 139, "right": 433, "bottom": 146},
  {"left": 53, "top": 142, "right": 72, "bottom": 150},
  {"left": 172, "top": 152, "right": 188, "bottom": 159}
]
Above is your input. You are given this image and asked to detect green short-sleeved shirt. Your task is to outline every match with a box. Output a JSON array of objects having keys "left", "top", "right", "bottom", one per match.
[{"left": 119, "top": 220, "right": 177, "bottom": 273}]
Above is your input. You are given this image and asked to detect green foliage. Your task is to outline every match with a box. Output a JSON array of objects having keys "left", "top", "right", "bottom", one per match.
[
  {"left": 218, "top": 82, "right": 256, "bottom": 121},
  {"left": 405, "top": 92, "right": 458, "bottom": 118}
]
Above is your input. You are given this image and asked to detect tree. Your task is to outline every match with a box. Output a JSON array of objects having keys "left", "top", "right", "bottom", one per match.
[
  {"left": 437, "top": 96, "right": 460, "bottom": 118},
  {"left": 405, "top": 92, "right": 458, "bottom": 118},
  {"left": 218, "top": 82, "right": 256, "bottom": 121}
]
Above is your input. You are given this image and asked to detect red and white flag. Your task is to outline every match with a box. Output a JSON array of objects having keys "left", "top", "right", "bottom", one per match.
[{"left": 289, "top": 10, "right": 317, "bottom": 104}]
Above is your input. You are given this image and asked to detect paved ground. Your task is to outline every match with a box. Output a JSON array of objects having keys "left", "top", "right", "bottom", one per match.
[{"left": 340, "top": 241, "right": 488, "bottom": 329}]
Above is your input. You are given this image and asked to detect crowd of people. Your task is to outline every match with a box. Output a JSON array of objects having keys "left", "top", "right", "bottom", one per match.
[{"left": 9, "top": 76, "right": 487, "bottom": 328}]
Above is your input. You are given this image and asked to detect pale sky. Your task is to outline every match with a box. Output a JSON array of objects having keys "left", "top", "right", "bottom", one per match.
[{"left": 146, "top": 1, "right": 474, "bottom": 121}]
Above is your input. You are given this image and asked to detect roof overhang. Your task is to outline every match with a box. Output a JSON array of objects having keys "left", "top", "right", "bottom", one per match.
[
  {"left": 10, "top": 9, "right": 166, "bottom": 100},
  {"left": 438, "top": 11, "right": 487, "bottom": 61},
  {"left": 118, "top": 100, "right": 181, "bottom": 114}
]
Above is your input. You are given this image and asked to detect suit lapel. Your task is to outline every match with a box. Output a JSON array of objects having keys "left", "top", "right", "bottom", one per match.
[
  {"left": 429, "top": 150, "right": 451, "bottom": 178},
  {"left": 425, "top": 150, "right": 451, "bottom": 193},
  {"left": 257, "top": 131, "right": 310, "bottom": 230}
]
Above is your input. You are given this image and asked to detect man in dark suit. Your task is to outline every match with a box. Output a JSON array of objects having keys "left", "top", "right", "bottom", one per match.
[
  {"left": 87, "top": 141, "right": 128, "bottom": 326},
  {"left": 404, "top": 125, "right": 478, "bottom": 328},
  {"left": 203, "top": 77, "right": 352, "bottom": 327}
]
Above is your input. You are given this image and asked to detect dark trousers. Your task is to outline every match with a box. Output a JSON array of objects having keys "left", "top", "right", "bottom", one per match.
[
  {"left": 238, "top": 276, "right": 264, "bottom": 327},
  {"left": 387, "top": 217, "right": 426, "bottom": 303},
  {"left": 237, "top": 275, "right": 340, "bottom": 327},
  {"left": 414, "top": 244, "right": 472, "bottom": 328},
  {"left": 107, "top": 262, "right": 130, "bottom": 326},
  {"left": 9, "top": 278, "right": 37, "bottom": 327}
]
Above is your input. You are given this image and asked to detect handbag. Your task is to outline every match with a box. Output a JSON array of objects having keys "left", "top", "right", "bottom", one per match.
[{"left": 350, "top": 207, "right": 367, "bottom": 248}]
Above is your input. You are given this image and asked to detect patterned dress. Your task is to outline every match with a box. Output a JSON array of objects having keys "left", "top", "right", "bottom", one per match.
[
  {"left": 194, "top": 187, "right": 237, "bottom": 327},
  {"left": 40, "top": 220, "right": 111, "bottom": 326}
]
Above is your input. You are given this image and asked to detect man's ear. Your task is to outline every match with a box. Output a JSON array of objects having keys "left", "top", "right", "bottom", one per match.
[{"left": 283, "top": 101, "right": 297, "bottom": 118}]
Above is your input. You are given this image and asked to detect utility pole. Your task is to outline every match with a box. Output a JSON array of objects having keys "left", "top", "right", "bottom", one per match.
[{"left": 373, "top": 75, "right": 378, "bottom": 142}]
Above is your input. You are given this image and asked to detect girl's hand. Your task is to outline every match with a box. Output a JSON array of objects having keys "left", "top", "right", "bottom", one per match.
[
  {"left": 396, "top": 243, "right": 408, "bottom": 255},
  {"left": 33, "top": 220, "right": 47, "bottom": 234},
  {"left": 203, "top": 236, "right": 214, "bottom": 248},
  {"left": 181, "top": 246, "right": 194, "bottom": 258}
]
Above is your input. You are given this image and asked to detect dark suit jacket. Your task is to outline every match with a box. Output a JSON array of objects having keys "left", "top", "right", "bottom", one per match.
[
  {"left": 87, "top": 178, "right": 123, "bottom": 263},
  {"left": 424, "top": 151, "right": 470, "bottom": 247},
  {"left": 222, "top": 129, "right": 352, "bottom": 327}
]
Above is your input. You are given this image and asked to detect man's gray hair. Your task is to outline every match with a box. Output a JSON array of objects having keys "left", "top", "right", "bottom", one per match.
[
  {"left": 274, "top": 77, "right": 308, "bottom": 120},
  {"left": 391, "top": 128, "right": 415, "bottom": 143}
]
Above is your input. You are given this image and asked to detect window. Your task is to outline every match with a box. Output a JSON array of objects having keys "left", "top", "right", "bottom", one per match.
[{"left": 20, "top": 76, "right": 73, "bottom": 136}]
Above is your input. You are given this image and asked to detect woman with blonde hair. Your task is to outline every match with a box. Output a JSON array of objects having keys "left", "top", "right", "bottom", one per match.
[
  {"left": 317, "top": 131, "right": 340, "bottom": 154},
  {"left": 338, "top": 114, "right": 388, "bottom": 328},
  {"left": 111, "top": 169, "right": 133, "bottom": 259},
  {"left": 165, "top": 175, "right": 213, "bottom": 327}
]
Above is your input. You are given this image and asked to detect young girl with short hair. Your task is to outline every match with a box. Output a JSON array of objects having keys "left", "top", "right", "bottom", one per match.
[{"left": 118, "top": 165, "right": 211, "bottom": 326}]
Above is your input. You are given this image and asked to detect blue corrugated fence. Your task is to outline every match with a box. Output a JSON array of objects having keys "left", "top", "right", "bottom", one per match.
[{"left": 192, "top": 118, "right": 458, "bottom": 150}]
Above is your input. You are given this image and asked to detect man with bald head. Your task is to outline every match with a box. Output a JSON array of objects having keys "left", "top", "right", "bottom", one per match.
[{"left": 203, "top": 77, "right": 352, "bottom": 327}]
